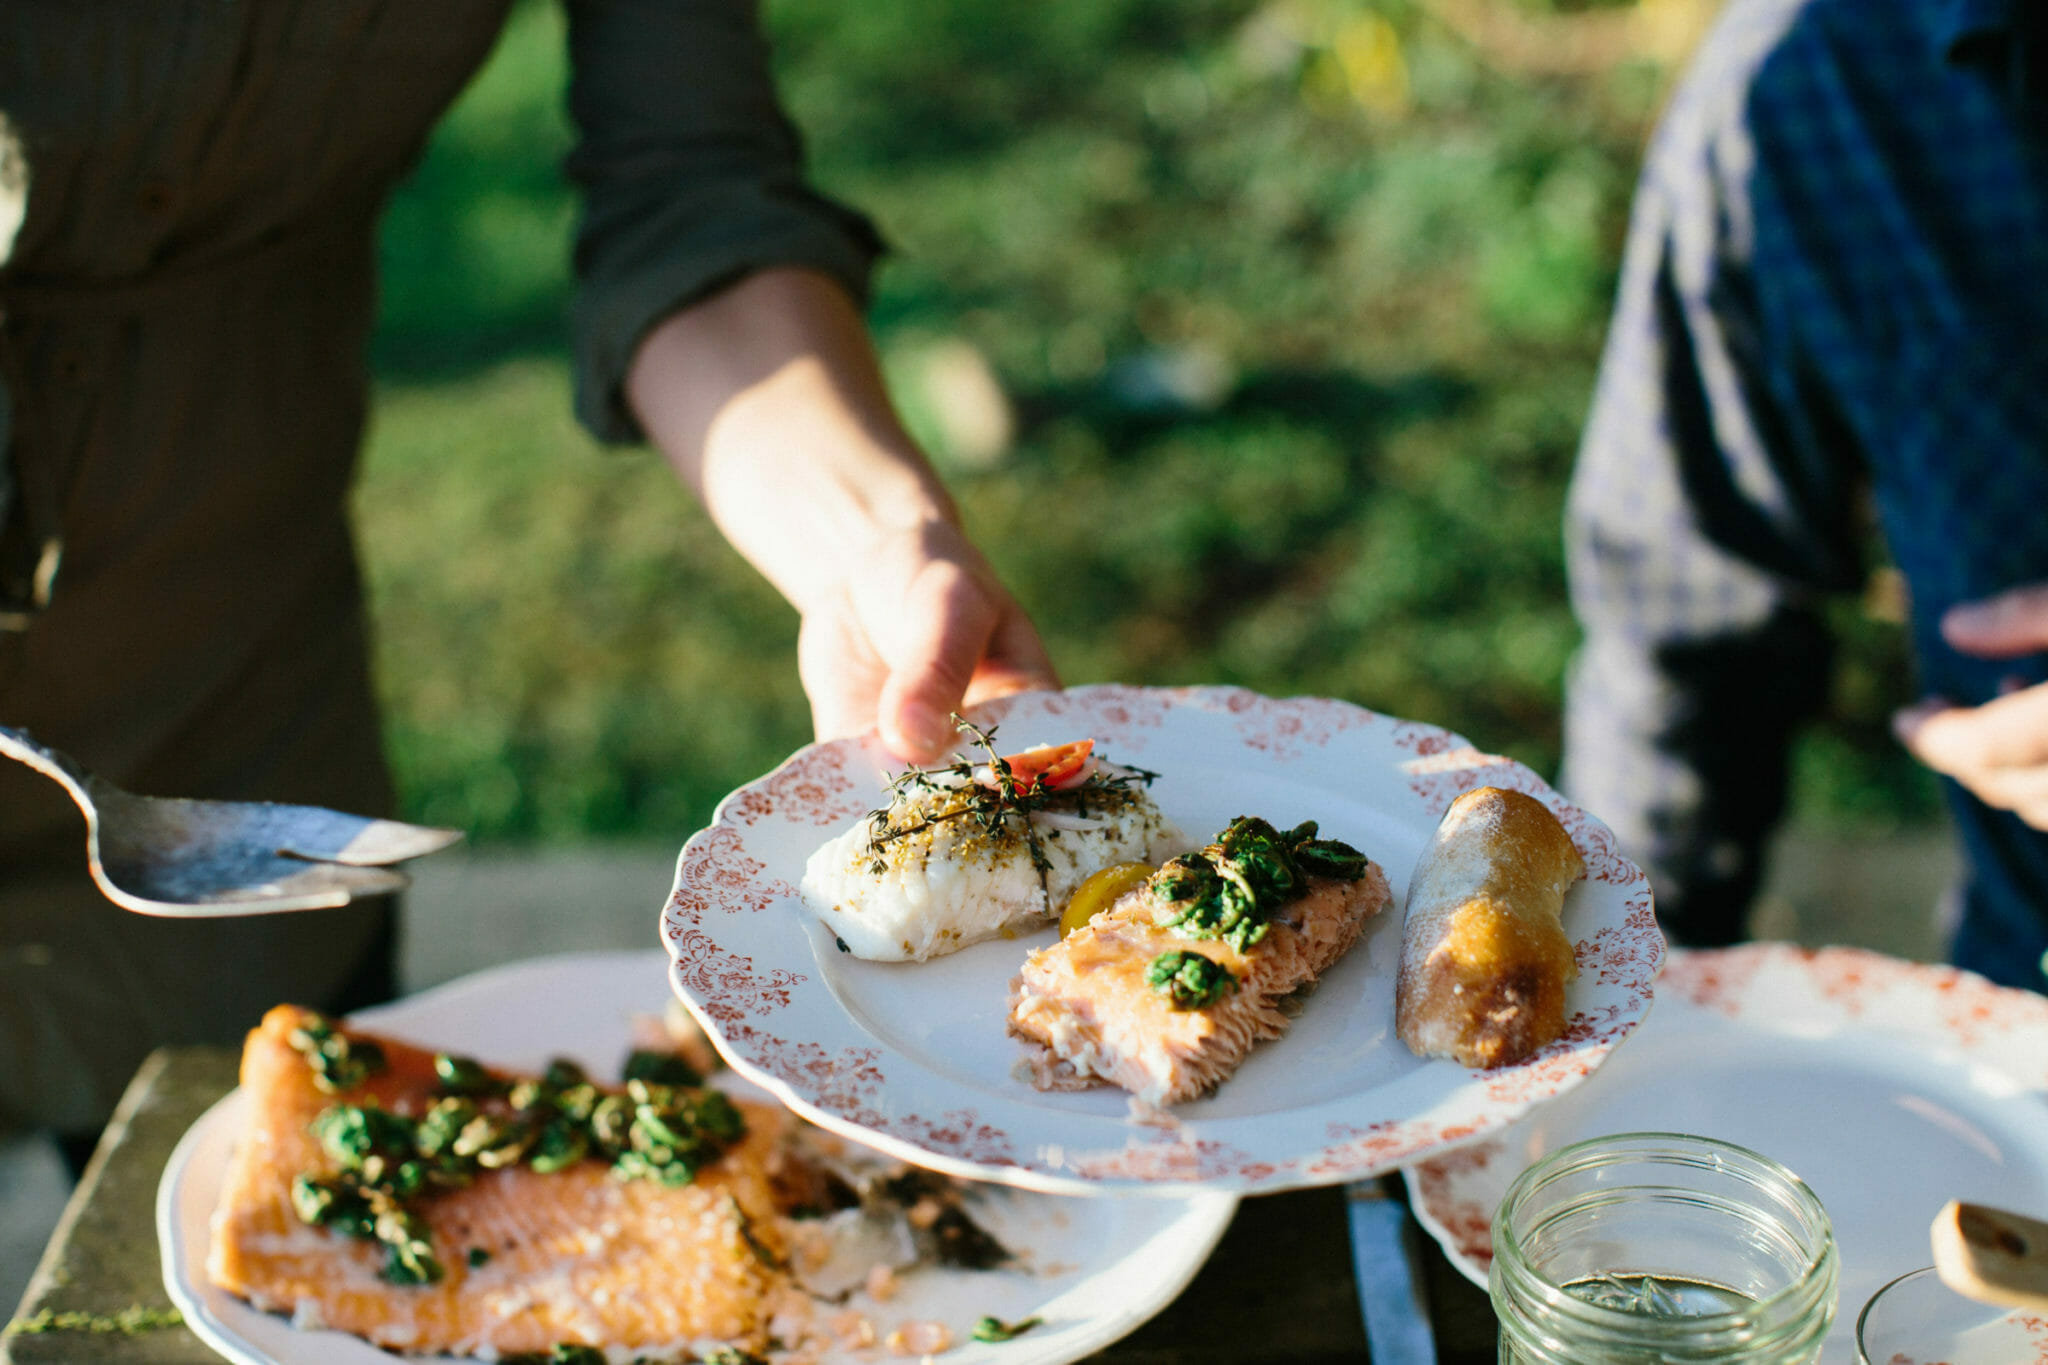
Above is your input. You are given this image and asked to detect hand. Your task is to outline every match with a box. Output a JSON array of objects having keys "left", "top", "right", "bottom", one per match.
[
  {"left": 1894, "top": 583, "right": 2048, "bottom": 829},
  {"left": 798, "top": 519, "right": 1057, "bottom": 761},
  {"left": 623, "top": 268, "right": 1058, "bottom": 763}
]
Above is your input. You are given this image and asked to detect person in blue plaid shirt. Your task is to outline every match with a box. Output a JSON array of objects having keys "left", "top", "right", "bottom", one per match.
[{"left": 1560, "top": 0, "right": 2048, "bottom": 991}]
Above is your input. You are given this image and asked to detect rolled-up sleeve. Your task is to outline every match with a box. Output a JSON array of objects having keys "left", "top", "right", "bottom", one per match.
[
  {"left": 564, "top": 0, "right": 886, "bottom": 444},
  {"left": 1559, "top": 0, "right": 1866, "bottom": 946}
]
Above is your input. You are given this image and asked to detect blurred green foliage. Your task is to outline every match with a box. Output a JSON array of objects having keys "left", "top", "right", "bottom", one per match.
[{"left": 358, "top": 0, "right": 1938, "bottom": 843}]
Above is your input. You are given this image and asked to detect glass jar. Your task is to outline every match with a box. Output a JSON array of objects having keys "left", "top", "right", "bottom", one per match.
[
  {"left": 1857, "top": 1266, "right": 2043, "bottom": 1364},
  {"left": 1490, "top": 1132, "right": 1838, "bottom": 1364}
]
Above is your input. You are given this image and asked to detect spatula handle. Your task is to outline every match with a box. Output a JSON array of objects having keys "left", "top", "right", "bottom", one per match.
[{"left": 1932, "top": 1200, "right": 2048, "bottom": 1311}]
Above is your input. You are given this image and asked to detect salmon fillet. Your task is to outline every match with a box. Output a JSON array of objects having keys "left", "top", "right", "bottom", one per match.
[
  {"left": 1008, "top": 864, "right": 1392, "bottom": 1106},
  {"left": 207, "top": 1005, "right": 803, "bottom": 1357}
]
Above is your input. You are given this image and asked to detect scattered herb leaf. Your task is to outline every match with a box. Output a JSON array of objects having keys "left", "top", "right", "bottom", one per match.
[
  {"left": 972, "top": 1314, "right": 1044, "bottom": 1342},
  {"left": 6, "top": 1306, "right": 185, "bottom": 1336}
]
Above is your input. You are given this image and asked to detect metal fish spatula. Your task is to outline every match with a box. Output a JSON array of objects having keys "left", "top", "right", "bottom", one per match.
[{"left": 0, "top": 724, "right": 462, "bottom": 916}]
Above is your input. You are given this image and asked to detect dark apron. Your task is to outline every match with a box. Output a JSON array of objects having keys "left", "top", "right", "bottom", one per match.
[
  {"left": 0, "top": 219, "right": 399, "bottom": 1136},
  {"left": 0, "top": 0, "right": 510, "bottom": 1134}
]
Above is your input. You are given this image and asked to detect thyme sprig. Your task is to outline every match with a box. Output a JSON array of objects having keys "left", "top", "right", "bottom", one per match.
[{"left": 861, "top": 717, "right": 1159, "bottom": 907}]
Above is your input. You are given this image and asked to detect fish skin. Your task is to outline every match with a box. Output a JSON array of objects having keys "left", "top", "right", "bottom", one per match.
[
  {"left": 1008, "top": 865, "right": 1392, "bottom": 1106},
  {"left": 206, "top": 1005, "right": 799, "bottom": 1357}
]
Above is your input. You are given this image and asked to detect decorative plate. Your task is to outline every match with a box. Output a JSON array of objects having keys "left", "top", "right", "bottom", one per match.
[
  {"left": 663, "top": 684, "right": 1661, "bottom": 1196},
  {"left": 1405, "top": 943, "right": 2048, "bottom": 1360},
  {"left": 158, "top": 951, "right": 1239, "bottom": 1365}
]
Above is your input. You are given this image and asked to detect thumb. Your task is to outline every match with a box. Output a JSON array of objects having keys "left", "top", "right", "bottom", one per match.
[
  {"left": 874, "top": 562, "right": 999, "bottom": 762},
  {"left": 1942, "top": 583, "right": 2048, "bottom": 659},
  {"left": 961, "top": 609, "right": 1060, "bottom": 709}
]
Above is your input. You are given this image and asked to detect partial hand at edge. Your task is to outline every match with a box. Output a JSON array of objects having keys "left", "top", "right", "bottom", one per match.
[{"left": 1894, "top": 582, "right": 2048, "bottom": 830}]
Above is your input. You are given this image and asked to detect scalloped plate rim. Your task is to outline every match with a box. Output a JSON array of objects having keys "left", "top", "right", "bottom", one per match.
[{"left": 665, "top": 683, "right": 1663, "bottom": 1196}]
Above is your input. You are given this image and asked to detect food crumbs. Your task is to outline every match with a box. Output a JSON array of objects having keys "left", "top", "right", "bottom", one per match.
[
  {"left": 864, "top": 1262, "right": 899, "bottom": 1302},
  {"left": 885, "top": 1320, "right": 952, "bottom": 1355}
]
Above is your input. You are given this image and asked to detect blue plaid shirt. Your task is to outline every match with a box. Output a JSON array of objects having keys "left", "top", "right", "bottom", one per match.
[{"left": 1561, "top": 0, "right": 2048, "bottom": 990}]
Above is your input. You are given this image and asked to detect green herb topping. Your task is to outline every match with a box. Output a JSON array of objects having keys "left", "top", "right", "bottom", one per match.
[
  {"left": 621, "top": 1048, "right": 702, "bottom": 1088},
  {"left": 972, "top": 1314, "right": 1045, "bottom": 1342},
  {"left": 286, "top": 1013, "right": 387, "bottom": 1093},
  {"left": 863, "top": 716, "right": 1158, "bottom": 905},
  {"left": 1149, "top": 816, "right": 1367, "bottom": 953},
  {"left": 1145, "top": 949, "right": 1238, "bottom": 1010},
  {"left": 290, "top": 1026, "right": 744, "bottom": 1286},
  {"left": 499, "top": 1346, "right": 608, "bottom": 1365},
  {"left": 432, "top": 1052, "right": 501, "bottom": 1097}
]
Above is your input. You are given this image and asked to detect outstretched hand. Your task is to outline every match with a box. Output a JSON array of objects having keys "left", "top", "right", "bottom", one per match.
[
  {"left": 1895, "top": 583, "right": 2048, "bottom": 829},
  {"left": 798, "top": 518, "right": 1057, "bottom": 761},
  {"left": 624, "top": 268, "right": 1058, "bottom": 764}
]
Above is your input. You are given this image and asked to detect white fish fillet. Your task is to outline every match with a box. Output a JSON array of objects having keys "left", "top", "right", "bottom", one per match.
[{"left": 801, "top": 772, "right": 1180, "bottom": 962}]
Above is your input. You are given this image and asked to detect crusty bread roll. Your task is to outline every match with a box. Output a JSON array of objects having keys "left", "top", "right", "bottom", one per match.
[{"left": 1396, "top": 786, "right": 1585, "bottom": 1069}]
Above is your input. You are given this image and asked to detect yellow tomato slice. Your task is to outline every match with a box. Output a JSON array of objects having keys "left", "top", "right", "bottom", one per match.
[{"left": 1060, "top": 861, "right": 1154, "bottom": 938}]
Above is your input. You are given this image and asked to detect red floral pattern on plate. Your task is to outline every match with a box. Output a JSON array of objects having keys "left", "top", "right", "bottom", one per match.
[
  {"left": 1408, "top": 1138, "right": 1504, "bottom": 1270},
  {"left": 1575, "top": 892, "right": 1660, "bottom": 986},
  {"left": 665, "top": 685, "right": 1661, "bottom": 1195},
  {"left": 1662, "top": 944, "right": 2048, "bottom": 1069},
  {"left": 1064, "top": 1135, "right": 1261, "bottom": 1184},
  {"left": 720, "top": 744, "right": 863, "bottom": 828},
  {"left": 664, "top": 825, "right": 808, "bottom": 1019},
  {"left": 1214, "top": 689, "right": 1377, "bottom": 760}
]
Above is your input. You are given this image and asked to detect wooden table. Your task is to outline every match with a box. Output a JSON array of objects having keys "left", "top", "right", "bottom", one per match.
[{"left": 2, "top": 1048, "right": 1498, "bottom": 1364}]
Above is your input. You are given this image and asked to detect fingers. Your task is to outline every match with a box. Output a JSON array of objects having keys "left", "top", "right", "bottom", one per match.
[
  {"left": 1896, "top": 684, "right": 2048, "bottom": 829},
  {"left": 874, "top": 557, "right": 1002, "bottom": 761},
  {"left": 797, "top": 585, "right": 889, "bottom": 744},
  {"left": 1942, "top": 583, "right": 2048, "bottom": 659},
  {"left": 797, "top": 524, "right": 1061, "bottom": 763},
  {"left": 961, "top": 605, "right": 1061, "bottom": 709}
]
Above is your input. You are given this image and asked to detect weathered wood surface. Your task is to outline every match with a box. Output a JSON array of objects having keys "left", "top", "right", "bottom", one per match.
[{"left": 3, "top": 1049, "right": 238, "bottom": 1365}]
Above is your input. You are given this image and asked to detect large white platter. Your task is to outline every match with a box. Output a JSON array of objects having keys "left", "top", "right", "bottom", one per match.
[
  {"left": 1404, "top": 942, "right": 2048, "bottom": 1363},
  {"left": 663, "top": 684, "right": 1661, "bottom": 1196},
  {"left": 159, "top": 951, "right": 1238, "bottom": 1365}
]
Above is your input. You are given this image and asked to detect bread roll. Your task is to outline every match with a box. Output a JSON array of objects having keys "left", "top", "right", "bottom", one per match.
[{"left": 1395, "top": 786, "right": 1585, "bottom": 1069}]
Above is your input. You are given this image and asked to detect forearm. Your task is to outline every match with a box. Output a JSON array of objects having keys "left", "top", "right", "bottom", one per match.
[{"left": 624, "top": 267, "right": 956, "bottom": 615}]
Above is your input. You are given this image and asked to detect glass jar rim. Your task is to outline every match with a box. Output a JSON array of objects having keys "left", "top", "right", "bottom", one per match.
[
  {"left": 1855, "top": 1264, "right": 1937, "bottom": 1356},
  {"left": 1492, "top": 1130, "right": 1837, "bottom": 1339}
]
